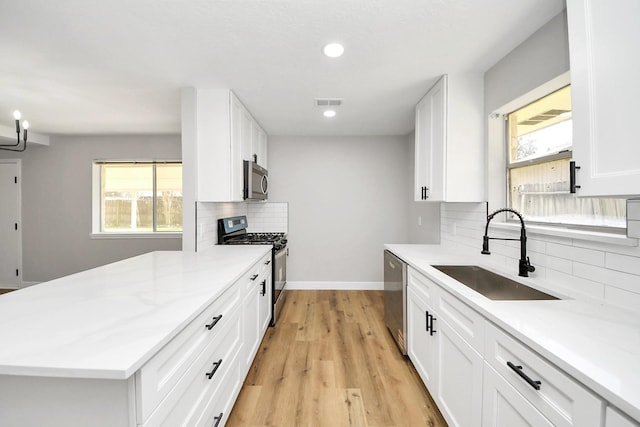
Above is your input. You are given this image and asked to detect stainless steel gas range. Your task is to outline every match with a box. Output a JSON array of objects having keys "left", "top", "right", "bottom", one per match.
[{"left": 218, "top": 215, "right": 287, "bottom": 326}]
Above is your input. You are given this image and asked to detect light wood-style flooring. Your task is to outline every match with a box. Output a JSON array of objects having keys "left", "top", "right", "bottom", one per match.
[
  {"left": 0, "top": 289, "right": 15, "bottom": 295},
  {"left": 227, "top": 290, "right": 447, "bottom": 427}
]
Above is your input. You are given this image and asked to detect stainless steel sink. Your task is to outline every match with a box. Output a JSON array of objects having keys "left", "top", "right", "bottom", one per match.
[{"left": 432, "top": 265, "right": 558, "bottom": 301}]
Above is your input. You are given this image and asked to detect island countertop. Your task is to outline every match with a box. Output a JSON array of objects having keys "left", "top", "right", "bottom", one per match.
[
  {"left": 385, "top": 244, "right": 640, "bottom": 423},
  {"left": 0, "top": 246, "right": 271, "bottom": 380}
]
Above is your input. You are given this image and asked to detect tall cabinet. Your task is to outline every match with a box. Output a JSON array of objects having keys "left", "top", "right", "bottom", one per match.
[
  {"left": 183, "top": 89, "right": 268, "bottom": 203},
  {"left": 566, "top": 0, "right": 640, "bottom": 197},
  {"left": 414, "top": 73, "right": 485, "bottom": 202}
]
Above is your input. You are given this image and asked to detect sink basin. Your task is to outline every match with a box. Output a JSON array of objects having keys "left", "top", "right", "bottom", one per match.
[{"left": 432, "top": 265, "right": 558, "bottom": 301}]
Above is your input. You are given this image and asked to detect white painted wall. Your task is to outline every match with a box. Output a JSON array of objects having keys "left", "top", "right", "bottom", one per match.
[
  {"left": 0, "top": 135, "right": 182, "bottom": 283},
  {"left": 268, "top": 135, "right": 436, "bottom": 288}
]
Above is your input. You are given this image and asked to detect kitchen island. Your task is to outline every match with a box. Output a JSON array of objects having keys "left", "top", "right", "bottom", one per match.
[
  {"left": 386, "top": 244, "right": 640, "bottom": 426},
  {"left": 0, "top": 246, "right": 272, "bottom": 427}
]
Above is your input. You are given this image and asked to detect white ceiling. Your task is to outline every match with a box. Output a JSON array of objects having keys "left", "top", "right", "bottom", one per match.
[{"left": 0, "top": 0, "right": 564, "bottom": 137}]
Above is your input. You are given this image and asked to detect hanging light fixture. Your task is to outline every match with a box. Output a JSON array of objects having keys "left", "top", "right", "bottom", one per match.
[{"left": 0, "top": 110, "right": 29, "bottom": 152}]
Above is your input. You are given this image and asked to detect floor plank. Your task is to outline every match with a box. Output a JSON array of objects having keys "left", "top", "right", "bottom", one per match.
[{"left": 228, "top": 290, "right": 448, "bottom": 427}]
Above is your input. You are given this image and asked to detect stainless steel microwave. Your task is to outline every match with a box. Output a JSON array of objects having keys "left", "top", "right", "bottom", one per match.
[{"left": 243, "top": 160, "right": 268, "bottom": 200}]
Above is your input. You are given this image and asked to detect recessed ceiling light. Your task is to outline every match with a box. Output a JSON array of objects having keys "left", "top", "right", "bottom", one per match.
[
  {"left": 323, "top": 110, "right": 336, "bottom": 118},
  {"left": 323, "top": 43, "right": 344, "bottom": 58}
]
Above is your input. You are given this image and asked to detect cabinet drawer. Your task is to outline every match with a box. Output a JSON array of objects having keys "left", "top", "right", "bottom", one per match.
[
  {"left": 436, "top": 289, "right": 484, "bottom": 353},
  {"left": 482, "top": 362, "right": 554, "bottom": 427},
  {"left": 136, "top": 283, "right": 241, "bottom": 423},
  {"left": 194, "top": 358, "right": 243, "bottom": 427},
  {"left": 244, "top": 254, "right": 270, "bottom": 291},
  {"left": 408, "top": 267, "right": 439, "bottom": 306},
  {"left": 485, "top": 322, "right": 603, "bottom": 427},
  {"left": 141, "top": 306, "right": 242, "bottom": 427}
]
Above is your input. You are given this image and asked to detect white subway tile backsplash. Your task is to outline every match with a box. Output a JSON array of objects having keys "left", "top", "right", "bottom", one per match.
[
  {"left": 196, "top": 201, "right": 288, "bottom": 251},
  {"left": 545, "top": 242, "right": 605, "bottom": 267},
  {"left": 441, "top": 202, "right": 640, "bottom": 311},
  {"left": 606, "top": 252, "right": 640, "bottom": 276}
]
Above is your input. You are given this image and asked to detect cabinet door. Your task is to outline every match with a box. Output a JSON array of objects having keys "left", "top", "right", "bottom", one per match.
[
  {"left": 242, "top": 281, "right": 260, "bottom": 374},
  {"left": 482, "top": 363, "right": 554, "bottom": 427},
  {"left": 258, "top": 274, "right": 272, "bottom": 336},
  {"left": 257, "top": 127, "right": 268, "bottom": 169},
  {"left": 414, "top": 75, "right": 446, "bottom": 201},
  {"left": 230, "top": 96, "right": 245, "bottom": 201},
  {"left": 567, "top": 0, "right": 640, "bottom": 196},
  {"left": 241, "top": 110, "right": 253, "bottom": 162},
  {"left": 436, "top": 319, "right": 483, "bottom": 427},
  {"left": 407, "top": 285, "right": 437, "bottom": 389},
  {"left": 606, "top": 407, "right": 640, "bottom": 427}
]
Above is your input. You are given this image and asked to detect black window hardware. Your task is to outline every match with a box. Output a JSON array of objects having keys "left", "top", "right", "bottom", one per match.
[
  {"left": 205, "top": 314, "right": 223, "bottom": 330},
  {"left": 205, "top": 359, "right": 223, "bottom": 380},
  {"left": 507, "top": 361, "right": 541, "bottom": 390}
]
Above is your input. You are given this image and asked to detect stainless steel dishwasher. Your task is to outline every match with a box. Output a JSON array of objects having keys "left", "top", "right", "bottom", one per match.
[{"left": 384, "top": 250, "right": 407, "bottom": 355}]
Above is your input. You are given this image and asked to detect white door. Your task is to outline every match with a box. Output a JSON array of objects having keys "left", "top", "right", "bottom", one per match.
[{"left": 0, "top": 160, "right": 21, "bottom": 288}]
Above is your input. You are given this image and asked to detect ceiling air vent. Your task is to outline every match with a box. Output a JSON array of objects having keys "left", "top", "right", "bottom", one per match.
[{"left": 315, "top": 98, "right": 343, "bottom": 107}]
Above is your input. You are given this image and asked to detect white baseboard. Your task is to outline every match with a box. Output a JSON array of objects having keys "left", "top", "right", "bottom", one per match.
[{"left": 286, "top": 281, "right": 384, "bottom": 291}]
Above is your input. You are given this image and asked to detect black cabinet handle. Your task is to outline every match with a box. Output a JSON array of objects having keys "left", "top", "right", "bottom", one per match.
[
  {"left": 265, "top": 260, "right": 271, "bottom": 265},
  {"left": 260, "top": 280, "right": 266, "bottom": 296},
  {"left": 429, "top": 314, "right": 437, "bottom": 336},
  {"left": 205, "top": 314, "right": 223, "bottom": 330},
  {"left": 507, "top": 361, "right": 541, "bottom": 390},
  {"left": 250, "top": 274, "right": 259, "bottom": 281},
  {"left": 570, "top": 161, "right": 581, "bottom": 193},
  {"left": 213, "top": 412, "right": 223, "bottom": 427},
  {"left": 425, "top": 310, "right": 430, "bottom": 332},
  {"left": 205, "top": 359, "right": 223, "bottom": 380}
]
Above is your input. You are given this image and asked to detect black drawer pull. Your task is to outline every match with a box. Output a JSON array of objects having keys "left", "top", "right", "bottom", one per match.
[
  {"left": 264, "top": 260, "right": 271, "bottom": 265},
  {"left": 205, "top": 314, "right": 223, "bottom": 330},
  {"left": 260, "top": 280, "right": 266, "bottom": 296},
  {"left": 507, "top": 361, "right": 541, "bottom": 390},
  {"left": 429, "top": 314, "right": 436, "bottom": 336},
  {"left": 213, "top": 412, "right": 223, "bottom": 427},
  {"left": 205, "top": 359, "right": 223, "bottom": 380},
  {"left": 425, "top": 310, "right": 430, "bottom": 332},
  {"left": 250, "top": 274, "right": 259, "bottom": 281}
]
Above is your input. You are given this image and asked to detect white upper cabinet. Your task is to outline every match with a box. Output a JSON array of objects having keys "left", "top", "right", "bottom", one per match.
[
  {"left": 566, "top": 0, "right": 640, "bottom": 197},
  {"left": 414, "top": 74, "right": 485, "bottom": 202},
  {"left": 182, "top": 89, "right": 267, "bottom": 202}
]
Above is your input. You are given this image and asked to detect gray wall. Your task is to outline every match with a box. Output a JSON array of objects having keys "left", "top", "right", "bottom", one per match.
[
  {"left": 485, "top": 10, "right": 569, "bottom": 113},
  {"left": 268, "top": 135, "right": 438, "bottom": 283},
  {"left": 0, "top": 135, "right": 182, "bottom": 283}
]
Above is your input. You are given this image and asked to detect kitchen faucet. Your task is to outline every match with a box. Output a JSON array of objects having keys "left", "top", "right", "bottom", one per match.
[{"left": 481, "top": 208, "right": 535, "bottom": 277}]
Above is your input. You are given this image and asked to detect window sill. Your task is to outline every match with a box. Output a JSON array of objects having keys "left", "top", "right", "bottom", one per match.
[
  {"left": 90, "top": 232, "right": 182, "bottom": 240},
  {"left": 489, "top": 222, "right": 638, "bottom": 247}
]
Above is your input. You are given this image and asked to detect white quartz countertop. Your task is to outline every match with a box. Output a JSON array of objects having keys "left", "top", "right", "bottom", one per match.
[
  {"left": 0, "top": 246, "right": 271, "bottom": 380},
  {"left": 385, "top": 244, "right": 640, "bottom": 423}
]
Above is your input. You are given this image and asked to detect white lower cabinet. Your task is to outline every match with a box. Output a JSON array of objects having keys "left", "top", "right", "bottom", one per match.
[
  {"left": 405, "top": 264, "right": 610, "bottom": 427},
  {"left": 483, "top": 362, "right": 554, "bottom": 427},
  {"left": 606, "top": 407, "right": 640, "bottom": 427},
  {"left": 407, "top": 266, "right": 483, "bottom": 427}
]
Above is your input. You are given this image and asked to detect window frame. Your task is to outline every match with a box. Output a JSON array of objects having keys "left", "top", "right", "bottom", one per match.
[
  {"left": 91, "top": 160, "right": 183, "bottom": 238},
  {"left": 486, "top": 72, "right": 634, "bottom": 245}
]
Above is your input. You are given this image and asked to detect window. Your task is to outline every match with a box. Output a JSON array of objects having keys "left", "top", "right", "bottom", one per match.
[
  {"left": 94, "top": 161, "right": 182, "bottom": 233},
  {"left": 506, "top": 85, "right": 626, "bottom": 229}
]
